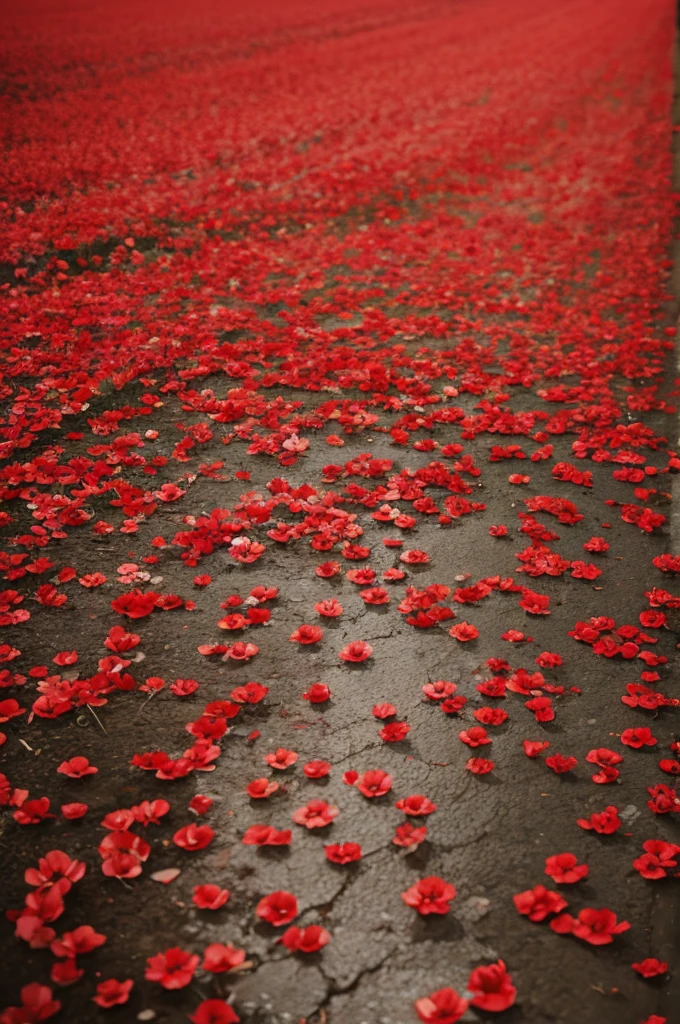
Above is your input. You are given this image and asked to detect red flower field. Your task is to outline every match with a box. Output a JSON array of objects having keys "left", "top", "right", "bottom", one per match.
[{"left": 0, "top": 0, "right": 678, "bottom": 1021}]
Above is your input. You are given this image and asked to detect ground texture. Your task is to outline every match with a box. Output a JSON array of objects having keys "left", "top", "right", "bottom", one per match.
[{"left": 0, "top": 1, "right": 679, "bottom": 1023}]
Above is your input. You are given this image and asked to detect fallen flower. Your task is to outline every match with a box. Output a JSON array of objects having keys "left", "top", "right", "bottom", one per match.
[
  {"left": 145, "top": 947, "right": 200, "bottom": 989},
  {"left": 338, "top": 640, "right": 373, "bottom": 662},
  {"left": 550, "top": 907, "right": 630, "bottom": 944},
  {"left": 189, "top": 999, "right": 240, "bottom": 1024},
  {"left": 193, "top": 884, "right": 230, "bottom": 909},
  {"left": 513, "top": 884, "right": 567, "bottom": 921},
  {"left": 356, "top": 769, "right": 393, "bottom": 797},
  {"left": 402, "top": 876, "right": 456, "bottom": 915},
  {"left": 92, "top": 978, "right": 133, "bottom": 1008},
  {"left": 632, "top": 958, "right": 667, "bottom": 978},
  {"left": 202, "top": 943, "right": 246, "bottom": 973},
  {"left": 280, "top": 924, "right": 330, "bottom": 953},
  {"left": 467, "top": 959, "right": 517, "bottom": 1012},
  {"left": 415, "top": 987, "right": 468, "bottom": 1023},
  {"left": 255, "top": 890, "right": 298, "bottom": 926},
  {"left": 577, "top": 806, "right": 621, "bottom": 834},
  {"left": 173, "top": 824, "right": 215, "bottom": 851},
  {"left": 544, "top": 853, "right": 589, "bottom": 884},
  {"left": 325, "top": 842, "right": 362, "bottom": 864},
  {"left": 56, "top": 757, "right": 98, "bottom": 779},
  {"left": 292, "top": 800, "right": 339, "bottom": 828}
]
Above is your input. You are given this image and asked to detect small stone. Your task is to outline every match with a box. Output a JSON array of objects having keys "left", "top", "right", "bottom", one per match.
[{"left": 460, "top": 895, "right": 491, "bottom": 922}]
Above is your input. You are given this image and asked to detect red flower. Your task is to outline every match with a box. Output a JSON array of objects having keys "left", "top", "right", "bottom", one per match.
[
  {"left": 632, "top": 839, "right": 680, "bottom": 879},
  {"left": 523, "top": 739, "right": 550, "bottom": 758},
  {"left": 303, "top": 760, "right": 331, "bottom": 778},
  {"left": 0, "top": 699, "right": 25, "bottom": 722},
  {"left": 145, "top": 947, "right": 200, "bottom": 989},
  {"left": 92, "top": 978, "right": 133, "bottom": 1008},
  {"left": 13, "top": 798, "right": 55, "bottom": 825},
  {"left": 459, "top": 726, "right": 491, "bottom": 748},
  {"left": 402, "top": 876, "right": 456, "bottom": 915},
  {"left": 535, "top": 651, "right": 563, "bottom": 667},
  {"left": 441, "top": 695, "right": 467, "bottom": 714},
  {"left": 373, "top": 702, "right": 397, "bottom": 717},
  {"left": 475, "top": 675, "right": 507, "bottom": 700},
  {"left": 289, "top": 624, "right": 323, "bottom": 644},
  {"left": 466, "top": 757, "right": 494, "bottom": 774},
  {"left": 316, "top": 561, "right": 341, "bottom": 578},
  {"left": 488, "top": 524, "right": 508, "bottom": 536},
  {"left": 379, "top": 721, "right": 410, "bottom": 742},
  {"left": 51, "top": 924, "right": 106, "bottom": 957},
  {"left": 647, "top": 784, "right": 680, "bottom": 814},
  {"left": 264, "top": 748, "right": 298, "bottom": 769},
  {"left": 280, "top": 924, "right": 330, "bottom": 953},
  {"left": 242, "top": 825, "right": 291, "bottom": 846},
  {"left": 577, "top": 806, "right": 621, "bottom": 834},
  {"left": 1, "top": 984, "right": 61, "bottom": 1023},
  {"left": 256, "top": 890, "right": 298, "bottom": 926},
  {"left": 171, "top": 677, "right": 199, "bottom": 696},
  {"left": 325, "top": 842, "right": 362, "bottom": 864},
  {"left": 189, "top": 1000, "right": 240, "bottom": 1024},
  {"left": 520, "top": 589, "right": 550, "bottom": 614},
  {"left": 347, "top": 567, "right": 377, "bottom": 585},
  {"left": 25, "top": 850, "right": 86, "bottom": 891},
  {"left": 61, "top": 803, "right": 88, "bottom": 819},
  {"left": 338, "top": 640, "right": 373, "bottom": 662},
  {"left": 621, "top": 727, "right": 657, "bottom": 748},
  {"left": 415, "top": 987, "right": 468, "bottom": 1023},
  {"left": 586, "top": 747, "right": 623, "bottom": 767},
  {"left": 395, "top": 794, "right": 437, "bottom": 816},
  {"left": 302, "top": 682, "right": 331, "bottom": 703},
  {"left": 551, "top": 907, "right": 630, "bottom": 944},
  {"left": 473, "top": 706, "right": 508, "bottom": 725},
  {"left": 393, "top": 822, "right": 428, "bottom": 848},
  {"left": 247, "top": 777, "right": 279, "bottom": 798},
  {"left": 545, "top": 753, "right": 577, "bottom": 774},
  {"left": 448, "top": 622, "right": 479, "bottom": 641},
  {"left": 632, "top": 958, "right": 667, "bottom": 978},
  {"left": 202, "top": 943, "right": 246, "bottom": 973},
  {"left": 513, "top": 884, "right": 567, "bottom": 921},
  {"left": 314, "top": 598, "right": 343, "bottom": 617},
  {"left": 545, "top": 853, "right": 589, "bottom": 883},
  {"left": 173, "top": 824, "right": 214, "bottom": 851},
  {"left": 217, "top": 613, "right": 247, "bottom": 630},
  {"left": 56, "top": 756, "right": 97, "bottom": 779},
  {"left": 99, "top": 831, "right": 150, "bottom": 879},
  {"left": 223, "top": 641, "right": 258, "bottom": 661},
  {"left": 292, "top": 799, "right": 339, "bottom": 828},
  {"left": 502, "top": 629, "right": 532, "bottom": 642},
  {"left": 189, "top": 794, "right": 213, "bottom": 815},
  {"left": 230, "top": 682, "right": 267, "bottom": 703},
  {"left": 111, "top": 590, "right": 158, "bottom": 618},
  {"left": 192, "top": 884, "right": 230, "bottom": 909},
  {"left": 356, "top": 769, "right": 393, "bottom": 797},
  {"left": 132, "top": 799, "right": 170, "bottom": 825},
  {"left": 467, "top": 960, "right": 516, "bottom": 1012},
  {"left": 400, "top": 549, "right": 429, "bottom": 564},
  {"left": 525, "top": 696, "right": 555, "bottom": 722},
  {"left": 422, "top": 680, "right": 456, "bottom": 701},
  {"left": 50, "top": 959, "right": 82, "bottom": 986}
]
